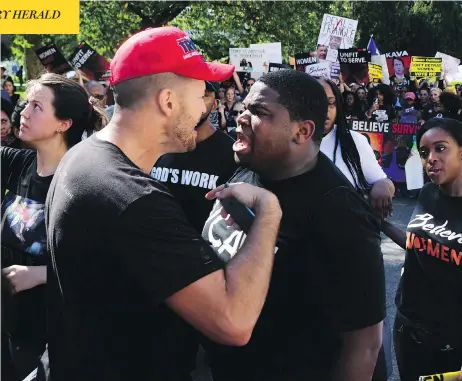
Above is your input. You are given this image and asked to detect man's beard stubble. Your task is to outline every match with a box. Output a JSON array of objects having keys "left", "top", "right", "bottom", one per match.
[{"left": 172, "top": 103, "right": 197, "bottom": 152}]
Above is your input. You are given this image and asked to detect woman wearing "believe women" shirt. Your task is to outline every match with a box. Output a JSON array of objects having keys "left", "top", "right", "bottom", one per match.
[{"left": 382, "top": 118, "right": 462, "bottom": 381}]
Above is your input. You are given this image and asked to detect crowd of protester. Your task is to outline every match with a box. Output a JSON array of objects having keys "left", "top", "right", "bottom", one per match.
[{"left": 1, "top": 27, "right": 461, "bottom": 381}]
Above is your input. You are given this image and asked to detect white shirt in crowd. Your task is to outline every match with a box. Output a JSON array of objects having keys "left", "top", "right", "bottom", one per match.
[{"left": 320, "top": 126, "right": 387, "bottom": 188}]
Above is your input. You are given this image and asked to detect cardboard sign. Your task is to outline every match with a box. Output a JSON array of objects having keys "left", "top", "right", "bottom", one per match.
[
  {"left": 229, "top": 48, "right": 269, "bottom": 73},
  {"left": 410, "top": 57, "right": 442, "bottom": 79},
  {"left": 250, "top": 43, "right": 282, "bottom": 64},
  {"left": 317, "top": 14, "right": 358, "bottom": 63},
  {"left": 35, "top": 43, "right": 72, "bottom": 74}
]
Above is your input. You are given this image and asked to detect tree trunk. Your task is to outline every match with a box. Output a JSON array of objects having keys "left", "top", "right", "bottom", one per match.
[{"left": 24, "top": 35, "right": 45, "bottom": 81}]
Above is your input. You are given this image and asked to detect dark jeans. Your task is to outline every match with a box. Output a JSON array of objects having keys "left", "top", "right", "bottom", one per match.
[{"left": 394, "top": 313, "right": 462, "bottom": 381}]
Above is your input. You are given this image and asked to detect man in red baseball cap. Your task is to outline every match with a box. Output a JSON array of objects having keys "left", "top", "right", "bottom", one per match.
[{"left": 41, "top": 26, "right": 282, "bottom": 381}]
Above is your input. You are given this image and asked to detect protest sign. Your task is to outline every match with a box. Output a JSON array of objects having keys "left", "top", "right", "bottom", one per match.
[
  {"left": 35, "top": 43, "right": 72, "bottom": 74},
  {"left": 69, "top": 41, "right": 110, "bottom": 81},
  {"left": 435, "top": 52, "right": 460, "bottom": 82},
  {"left": 294, "top": 52, "right": 318, "bottom": 72},
  {"left": 349, "top": 121, "right": 423, "bottom": 187},
  {"left": 338, "top": 48, "right": 370, "bottom": 84},
  {"left": 385, "top": 51, "right": 412, "bottom": 89},
  {"left": 368, "top": 63, "right": 382, "bottom": 83},
  {"left": 330, "top": 62, "right": 341, "bottom": 83},
  {"left": 372, "top": 54, "right": 390, "bottom": 84},
  {"left": 305, "top": 61, "right": 331, "bottom": 79},
  {"left": 410, "top": 57, "right": 442, "bottom": 79},
  {"left": 250, "top": 43, "right": 282, "bottom": 64},
  {"left": 268, "top": 63, "right": 292, "bottom": 72},
  {"left": 229, "top": 48, "right": 268, "bottom": 73},
  {"left": 317, "top": 14, "right": 358, "bottom": 63},
  {"left": 350, "top": 121, "right": 384, "bottom": 161}
]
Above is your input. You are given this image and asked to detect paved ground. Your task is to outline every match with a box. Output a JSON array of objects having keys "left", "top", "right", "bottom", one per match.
[
  {"left": 193, "top": 196, "right": 417, "bottom": 381},
  {"left": 382, "top": 196, "right": 416, "bottom": 381}
]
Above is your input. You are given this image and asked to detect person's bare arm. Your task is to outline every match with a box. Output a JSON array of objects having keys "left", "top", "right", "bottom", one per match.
[
  {"left": 218, "top": 104, "right": 227, "bottom": 131},
  {"left": 166, "top": 183, "right": 282, "bottom": 346},
  {"left": 332, "top": 322, "right": 383, "bottom": 381},
  {"left": 370, "top": 178, "right": 395, "bottom": 219},
  {"left": 381, "top": 219, "right": 407, "bottom": 250},
  {"left": 232, "top": 72, "right": 245, "bottom": 95}
]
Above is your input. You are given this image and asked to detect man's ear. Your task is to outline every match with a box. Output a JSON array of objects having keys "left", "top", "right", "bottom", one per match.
[
  {"left": 211, "top": 99, "right": 219, "bottom": 112},
  {"left": 157, "top": 88, "right": 175, "bottom": 117},
  {"left": 292, "top": 120, "right": 316, "bottom": 144}
]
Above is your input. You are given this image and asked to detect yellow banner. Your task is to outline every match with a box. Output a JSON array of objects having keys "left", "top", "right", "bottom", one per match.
[
  {"left": 410, "top": 56, "right": 442, "bottom": 79},
  {"left": 419, "top": 371, "right": 460, "bottom": 381},
  {"left": 0, "top": 0, "right": 79, "bottom": 34},
  {"left": 368, "top": 63, "right": 382, "bottom": 83}
]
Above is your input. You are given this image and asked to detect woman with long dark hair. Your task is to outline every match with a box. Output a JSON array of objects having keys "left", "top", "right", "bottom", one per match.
[
  {"left": 382, "top": 118, "right": 462, "bottom": 381},
  {"left": 318, "top": 79, "right": 395, "bottom": 217},
  {"left": 1, "top": 73, "right": 107, "bottom": 380},
  {"left": 342, "top": 90, "right": 364, "bottom": 121},
  {"left": 366, "top": 84, "right": 397, "bottom": 123},
  {"left": 2, "top": 77, "right": 20, "bottom": 108}
]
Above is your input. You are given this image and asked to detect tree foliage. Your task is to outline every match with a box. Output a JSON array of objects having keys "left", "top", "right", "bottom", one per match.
[
  {"left": 6, "top": 1, "right": 461, "bottom": 81},
  {"left": 173, "top": 0, "right": 462, "bottom": 62},
  {"left": 10, "top": 1, "right": 189, "bottom": 80},
  {"left": 173, "top": 1, "right": 353, "bottom": 62}
]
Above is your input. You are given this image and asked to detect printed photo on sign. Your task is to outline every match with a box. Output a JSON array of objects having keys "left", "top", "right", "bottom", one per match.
[
  {"left": 229, "top": 48, "right": 269, "bottom": 73},
  {"left": 385, "top": 52, "right": 411, "bottom": 89},
  {"left": 381, "top": 123, "right": 422, "bottom": 184}
]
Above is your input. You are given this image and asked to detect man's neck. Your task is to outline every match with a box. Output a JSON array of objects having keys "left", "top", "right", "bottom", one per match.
[
  {"left": 35, "top": 139, "right": 68, "bottom": 177},
  {"left": 196, "top": 120, "right": 216, "bottom": 144},
  {"left": 96, "top": 109, "right": 170, "bottom": 174},
  {"left": 260, "top": 148, "right": 319, "bottom": 182}
]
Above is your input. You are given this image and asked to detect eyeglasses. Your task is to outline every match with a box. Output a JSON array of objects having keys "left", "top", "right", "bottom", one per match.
[
  {"left": 92, "top": 94, "right": 105, "bottom": 100},
  {"left": 1, "top": 118, "right": 9, "bottom": 125}
]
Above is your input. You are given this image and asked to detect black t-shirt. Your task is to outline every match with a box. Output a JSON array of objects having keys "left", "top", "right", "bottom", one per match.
[
  {"left": 43, "top": 135, "right": 223, "bottom": 381},
  {"left": 152, "top": 130, "right": 237, "bottom": 233},
  {"left": 201, "top": 153, "right": 386, "bottom": 381},
  {"left": 1, "top": 147, "right": 51, "bottom": 344},
  {"left": 396, "top": 183, "right": 462, "bottom": 341}
]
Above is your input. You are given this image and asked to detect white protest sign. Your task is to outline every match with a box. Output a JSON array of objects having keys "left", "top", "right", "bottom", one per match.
[
  {"left": 435, "top": 52, "right": 461, "bottom": 82},
  {"left": 250, "top": 43, "right": 282, "bottom": 64},
  {"left": 229, "top": 48, "right": 269, "bottom": 73},
  {"left": 305, "top": 61, "right": 331, "bottom": 78},
  {"left": 317, "top": 14, "right": 358, "bottom": 63}
]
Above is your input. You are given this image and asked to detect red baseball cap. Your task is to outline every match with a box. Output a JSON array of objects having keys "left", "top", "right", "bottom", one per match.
[{"left": 110, "top": 27, "right": 234, "bottom": 86}]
